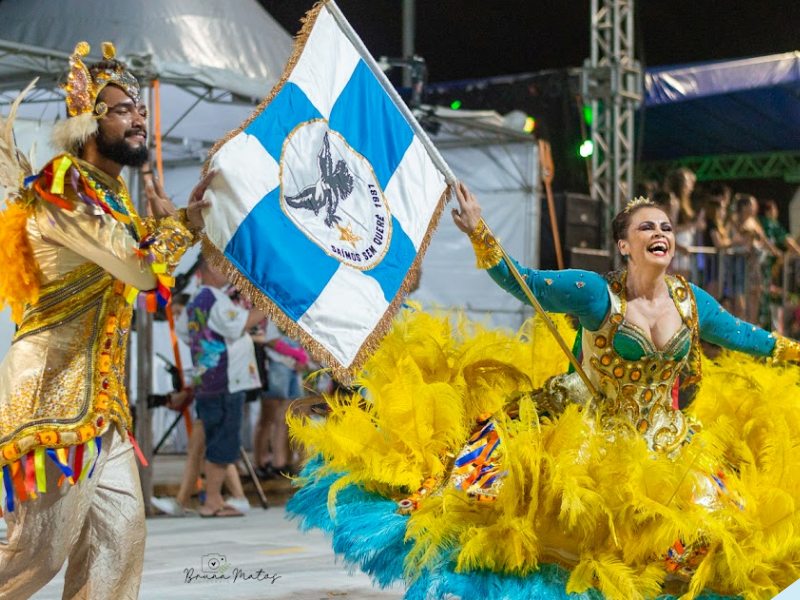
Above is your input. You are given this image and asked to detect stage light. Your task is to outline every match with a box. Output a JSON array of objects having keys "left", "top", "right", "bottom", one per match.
[
  {"left": 523, "top": 116, "right": 536, "bottom": 133},
  {"left": 450, "top": 99, "right": 462, "bottom": 110},
  {"left": 579, "top": 139, "right": 594, "bottom": 158},
  {"left": 583, "top": 105, "right": 593, "bottom": 125}
]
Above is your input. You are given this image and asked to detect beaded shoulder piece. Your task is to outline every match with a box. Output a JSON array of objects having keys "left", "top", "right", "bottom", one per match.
[{"left": 25, "top": 154, "right": 177, "bottom": 310}]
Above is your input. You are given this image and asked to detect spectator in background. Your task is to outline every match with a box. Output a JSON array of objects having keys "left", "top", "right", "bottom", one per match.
[
  {"left": 731, "top": 194, "right": 780, "bottom": 324},
  {"left": 151, "top": 390, "right": 251, "bottom": 516},
  {"left": 664, "top": 168, "right": 702, "bottom": 280},
  {"left": 788, "top": 294, "right": 800, "bottom": 340},
  {"left": 708, "top": 182, "right": 732, "bottom": 220},
  {"left": 702, "top": 194, "right": 733, "bottom": 299},
  {"left": 759, "top": 199, "right": 800, "bottom": 333},
  {"left": 634, "top": 179, "right": 660, "bottom": 201},
  {"left": 253, "top": 324, "right": 309, "bottom": 479},
  {"left": 183, "top": 259, "right": 265, "bottom": 516},
  {"left": 150, "top": 282, "right": 257, "bottom": 517}
]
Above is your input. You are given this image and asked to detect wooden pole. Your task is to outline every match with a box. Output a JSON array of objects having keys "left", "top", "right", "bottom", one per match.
[
  {"left": 482, "top": 220, "right": 598, "bottom": 398},
  {"left": 538, "top": 139, "right": 564, "bottom": 270}
]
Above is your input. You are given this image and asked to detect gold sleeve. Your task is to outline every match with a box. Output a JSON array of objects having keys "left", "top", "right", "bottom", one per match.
[
  {"left": 141, "top": 212, "right": 197, "bottom": 272},
  {"left": 468, "top": 219, "right": 503, "bottom": 269},
  {"left": 771, "top": 334, "right": 800, "bottom": 364},
  {"left": 35, "top": 200, "right": 159, "bottom": 291}
]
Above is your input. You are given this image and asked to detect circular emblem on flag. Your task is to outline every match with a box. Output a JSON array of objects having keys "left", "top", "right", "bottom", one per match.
[{"left": 279, "top": 119, "right": 392, "bottom": 270}]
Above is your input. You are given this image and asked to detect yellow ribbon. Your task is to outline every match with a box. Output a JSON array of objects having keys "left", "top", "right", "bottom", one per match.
[
  {"left": 55, "top": 447, "right": 74, "bottom": 484},
  {"left": 50, "top": 156, "right": 72, "bottom": 195},
  {"left": 80, "top": 440, "right": 96, "bottom": 481},
  {"left": 34, "top": 448, "right": 46, "bottom": 493},
  {"left": 124, "top": 286, "right": 140, "bottom": 304}
]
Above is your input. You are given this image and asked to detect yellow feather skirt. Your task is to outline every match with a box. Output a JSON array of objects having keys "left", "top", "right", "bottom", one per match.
[{"left": 288, "top": 309, "right": 800, "bottom": 600}]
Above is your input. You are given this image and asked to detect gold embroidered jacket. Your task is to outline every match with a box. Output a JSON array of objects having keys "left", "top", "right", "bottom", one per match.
[{"left": 0, "top": 155, "right": 196, "bottom": 470}]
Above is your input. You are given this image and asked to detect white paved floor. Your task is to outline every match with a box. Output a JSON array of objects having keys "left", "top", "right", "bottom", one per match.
[{"left": 2, "top": 508, "right": 405, "bottom": 600}]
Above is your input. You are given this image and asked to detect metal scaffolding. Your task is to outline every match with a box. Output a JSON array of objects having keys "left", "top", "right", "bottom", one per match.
[
  {"left": 581, "top": 0, "right": 642, "bottom": 249},
  {"left": 639, "top": 150, "right": 800, "bottom": 183}
]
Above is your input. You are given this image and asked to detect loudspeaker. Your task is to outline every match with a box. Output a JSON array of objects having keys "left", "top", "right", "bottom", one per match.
[
  {"left": 569, "top": 247, "right": 612, "bottom": 274},
  {"left": 563, "top": 193, "right": 601, "bottom": 249},
  {"left": 540, "top": 192, "right": 604, "bottom": 269}
]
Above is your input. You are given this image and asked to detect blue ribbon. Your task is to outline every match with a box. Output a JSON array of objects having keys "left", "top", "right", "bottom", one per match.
[
  {"left": 2, "top": 465, "right": 14, "bottom": 513},
  {"left": 45, "top": 449, "right": 74, "bottom": 479},
  {"left": 454, "top": 446, "right": 484, "bottom": 468},
  {"left": 23, "top": 173, "right": 40, "bottom": 187},
  {"left": 89, "top": 437, "right": 102, "bottom": 478}
]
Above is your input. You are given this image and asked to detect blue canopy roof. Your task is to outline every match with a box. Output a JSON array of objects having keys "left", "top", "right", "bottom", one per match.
[{"left": 641, "top": 52, "right": 800, "bottom": 161}]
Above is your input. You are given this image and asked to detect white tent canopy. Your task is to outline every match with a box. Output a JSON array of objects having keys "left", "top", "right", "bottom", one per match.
[
  {"left": 416, "top": 107, "right": 539, "bottom": 330},
  {"left": 0, "top": 0, "right": 294, "bottom": 168},
  {"left": 0, "top": 0, "right": 293, "bottom": 99}
]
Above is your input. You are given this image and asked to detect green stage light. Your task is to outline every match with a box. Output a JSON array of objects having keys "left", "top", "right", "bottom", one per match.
[
  {"left": 450, "top": 99, "right": 462, "bottom": 110},
  {"left": 583, "top": 105, "right": 593, "bottom": 126},
  {"left": 579, "top": 139, "right": 594, "bottom": 158},
  {"left": 523, "top": 116, "right": 536, "bottom": 133}
]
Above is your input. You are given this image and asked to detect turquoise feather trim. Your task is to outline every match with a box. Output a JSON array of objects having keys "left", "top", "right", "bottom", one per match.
[{"left": 287, "top": 457, "right": 737, "bottom": 600}]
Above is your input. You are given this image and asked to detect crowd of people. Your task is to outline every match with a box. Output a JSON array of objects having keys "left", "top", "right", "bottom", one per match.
[{"left": 638, "top": 167, "right": 800, "bottom": 335}]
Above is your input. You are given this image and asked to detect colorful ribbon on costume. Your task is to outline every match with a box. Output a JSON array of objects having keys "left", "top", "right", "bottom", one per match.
[
  {"left": 46, "top": 448, "right": 75, "bottom": 485},
  {"left": 128, "top": 432, "right": 149, "bottom": 467},
  {"left": 34, "top": 448, "right": 46, "bottom": 492},
  {"left": 80, "top": 438, "right": 97, "bottom": 481},
  {"left": 24, "top": 451, "right": 37, "bottom": 500},
  {"left": 50, "top": 155, "right": 72, "bottom": 195},
  {"left": 89, "top": 436, "right": 102, "bottom": 478},
  {"left": 451, "top": 416, "right": 505, "bottom": 498},
  {"left": 10, "top": 460, "right": 27, "bottom": 503},
  {"left": 123, "top": 273, "right": 173, "bottom": 311},
  {"left": 73, "top": 443, "right": 84, "bottom": 482},
  {"left": 2, "top": 464, "right": 13, "bottom": 513}
]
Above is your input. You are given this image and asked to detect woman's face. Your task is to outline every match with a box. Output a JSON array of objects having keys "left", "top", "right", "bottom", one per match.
[
  {"left": 739, "top": 198, "right": 757, "bottom": 218},
  {"left": 618, "top": 207, "right": 675, "bottom": 270},
  {"left": 683, "top": 173, "right": 696, "bottom": 197}
]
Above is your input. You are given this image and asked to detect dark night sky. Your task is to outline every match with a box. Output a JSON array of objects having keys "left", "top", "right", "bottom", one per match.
[{"left": 258, "top": 1, "right": 800, "bottom": 82}]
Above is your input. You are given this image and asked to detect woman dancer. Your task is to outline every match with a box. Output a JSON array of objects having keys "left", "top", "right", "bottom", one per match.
[{"left": 288, "top": 184, "right": 800, "bottom": 600}]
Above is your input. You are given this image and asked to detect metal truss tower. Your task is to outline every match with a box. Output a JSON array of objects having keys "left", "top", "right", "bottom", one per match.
[{"left": 582, "top": 0, "right": 642, "bottom": 249}]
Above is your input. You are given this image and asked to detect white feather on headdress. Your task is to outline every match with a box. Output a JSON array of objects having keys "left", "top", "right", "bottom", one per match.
[
  {"left": 0, "top": 78, "right": 38, "bottom": 202},
  {"left": 51, "top": 112, "right": 98, "bottom": 155}
]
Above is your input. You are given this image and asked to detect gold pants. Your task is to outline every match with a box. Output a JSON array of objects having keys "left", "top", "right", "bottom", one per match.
[{"left": 0, "top": 429, "right": 145, "bottom": 599}]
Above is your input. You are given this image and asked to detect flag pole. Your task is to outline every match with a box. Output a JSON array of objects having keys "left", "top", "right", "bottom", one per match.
[
  {"left": 481, "top": 221, "right": 599, "bottom": 398},
  {"left": 325, "top": 0, "right": 456, "bottom": 185}
]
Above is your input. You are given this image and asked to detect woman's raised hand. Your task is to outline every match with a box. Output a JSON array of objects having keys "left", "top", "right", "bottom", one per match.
[{"left": 451, "top": 181, "right": 482, "bottom": 235}]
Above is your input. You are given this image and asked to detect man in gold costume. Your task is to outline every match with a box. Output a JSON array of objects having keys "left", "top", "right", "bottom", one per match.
[{"left": 0, "top": 42, "right": 213, "bottom": 598}]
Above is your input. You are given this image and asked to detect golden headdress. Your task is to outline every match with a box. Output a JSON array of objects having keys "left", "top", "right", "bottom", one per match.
[
  {"left": 623, "top": 196, "right": 656, "bottom": 213},
  {"left": 52, "top": 41, "right": 141, "bottom": 153}
]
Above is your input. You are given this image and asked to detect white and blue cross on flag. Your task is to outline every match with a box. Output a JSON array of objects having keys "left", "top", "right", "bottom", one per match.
[{"left": 202, "top": 0, "right": 453, "bottom": 378}]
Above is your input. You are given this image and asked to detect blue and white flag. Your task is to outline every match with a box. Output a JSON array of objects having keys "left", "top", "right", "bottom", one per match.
[{"left": 203, "top": 0, "right": 452, "bottom": 378}]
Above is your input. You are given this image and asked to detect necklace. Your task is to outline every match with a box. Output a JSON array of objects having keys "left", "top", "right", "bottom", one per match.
[{"left": 77, "top": 165, "right": 144, "bottom": 241}]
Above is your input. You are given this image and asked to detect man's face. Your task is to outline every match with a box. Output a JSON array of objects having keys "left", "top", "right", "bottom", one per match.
[
  {"left": 766, "top": 204, "right": 779, "bottom": 220},
  {"left": 94, "top": 85, "right": 149, "bottom": 167}
]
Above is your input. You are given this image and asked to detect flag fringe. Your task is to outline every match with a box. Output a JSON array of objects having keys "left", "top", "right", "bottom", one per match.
[
  {"left": 201, "top": 183, "right": 450, "bottom": 382},
  {"left": 200, "top": 0, "right": 453, "bottom": 381}
]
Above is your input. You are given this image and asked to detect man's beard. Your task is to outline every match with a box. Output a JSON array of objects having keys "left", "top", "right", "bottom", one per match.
[{"left": 95, "top": 128, "right": 149, "bottom": 167}]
